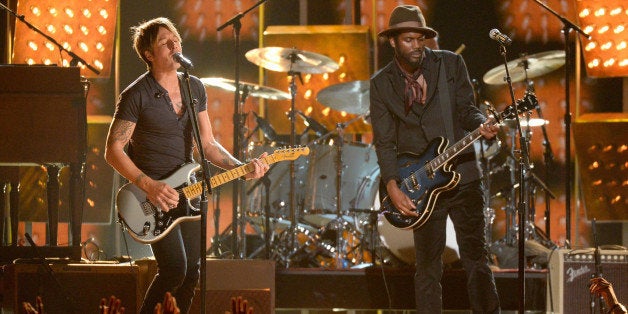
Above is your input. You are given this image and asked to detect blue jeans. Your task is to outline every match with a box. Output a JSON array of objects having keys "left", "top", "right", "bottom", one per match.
[
  {"left": 139, "top": 219, "right": 201, "bottom": 314},
  {"left": 413, "top": 180, "right": 500, "bottom": 313}
]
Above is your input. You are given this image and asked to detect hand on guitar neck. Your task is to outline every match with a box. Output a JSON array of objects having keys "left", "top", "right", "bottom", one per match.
[{"left": 478, "top": 116, "right": 499, "bottom": 140}]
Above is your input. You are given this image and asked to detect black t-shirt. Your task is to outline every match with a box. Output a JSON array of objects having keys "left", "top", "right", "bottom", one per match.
[{"left": 114, "top": 72, "right": 208, "bottom": 179}]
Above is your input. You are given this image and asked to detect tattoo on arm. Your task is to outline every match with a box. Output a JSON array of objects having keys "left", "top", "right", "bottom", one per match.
[{"left": 111, "top": 120, "right": 134, "bottom": 144}]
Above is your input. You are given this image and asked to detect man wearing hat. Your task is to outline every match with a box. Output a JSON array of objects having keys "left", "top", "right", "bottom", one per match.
[{"left": 370, "top": 5, "right": 501, "bottom": 313}]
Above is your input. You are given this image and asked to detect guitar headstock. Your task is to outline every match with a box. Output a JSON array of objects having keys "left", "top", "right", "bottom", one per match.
[
  {"left": 500, "top": 91, "right": 538, "bottom": 120},
  {"left": 273, "top": 146, "right": 310, "bottom": 161}
]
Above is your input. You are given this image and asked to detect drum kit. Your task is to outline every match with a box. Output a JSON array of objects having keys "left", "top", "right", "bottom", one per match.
[{"left": 203, "top": 47, "right": 564, "bottom": 269}]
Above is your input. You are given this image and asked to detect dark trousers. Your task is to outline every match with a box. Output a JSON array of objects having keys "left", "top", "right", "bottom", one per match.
[
  {"left": 413, "top": 180, "right": 500, "bottom": 313},
  {"left": 140, "top": 219, "right": 201, "bottom": 314}
]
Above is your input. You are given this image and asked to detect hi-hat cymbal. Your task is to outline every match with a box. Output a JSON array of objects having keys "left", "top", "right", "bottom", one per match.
[
  {"left": 245, "top": 47, "right": 339, "bottom": 74},
  {"left": 483, "top": 50, "right": 565, "bottom": 85},
  {"left": 316, "top": 80, "right": 369, "bottom": 115},
  {"left": 200, "top": 77, "right": 290, "bottom": 100}
]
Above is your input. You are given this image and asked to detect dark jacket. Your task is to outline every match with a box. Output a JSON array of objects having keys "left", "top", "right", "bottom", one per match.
[{"left": 370, "top": 48, "right": 486, "bottom": 186}]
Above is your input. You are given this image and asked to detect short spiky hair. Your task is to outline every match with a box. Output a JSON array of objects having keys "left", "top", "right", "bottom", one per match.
[{"left": 131, "top": 17, "right": 181, "bottom": 69}]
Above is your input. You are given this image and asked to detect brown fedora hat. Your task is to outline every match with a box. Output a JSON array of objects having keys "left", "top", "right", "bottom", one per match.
[{"left": 378, "top": 5, "right": 438, "bottom": 39}]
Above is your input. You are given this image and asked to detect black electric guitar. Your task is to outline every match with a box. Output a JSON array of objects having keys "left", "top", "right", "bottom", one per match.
[
  {"left": 116, "top": 146, "right": 309, "bottom": 244},
  {"left": 381, "top": 92, "right": 537, "bottom": 230}
]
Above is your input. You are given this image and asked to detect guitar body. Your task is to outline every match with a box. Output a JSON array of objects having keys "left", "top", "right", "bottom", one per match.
[
  {"left": 116, "top": 163, "right": 201, "bottom": 244},
  {"left": 380, "top": 137, "right": 460, "bottom": 229},
  {"left": 114, "top": 146, "right": 311, "bottom": 244}
]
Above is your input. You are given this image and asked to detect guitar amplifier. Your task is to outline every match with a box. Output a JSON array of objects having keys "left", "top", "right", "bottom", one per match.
[
  {"left": 1, "top": 263, "right": 140, "bottom": 314},
  {"left": 547, "top": 248, "right": 628, "bottom": 313}
]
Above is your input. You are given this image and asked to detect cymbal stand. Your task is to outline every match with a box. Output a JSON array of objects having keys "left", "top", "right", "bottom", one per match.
[
  {"left": 217, "top": 0, "right": 269, "bottom": 264},
  {"left": 503, "top": 128, "right": 518, "bottom": 247},
  {"left": 472, "top": 79, "right": 497, "bottom": 251},
  {"left": 331, "top": 122, "right": 349, "bottom": 269},
  {"left": 307, "top": 113, "right": 368, "bottom": 268},
  {"left": 532, "top": 0, "right": 590, "bottom": 247},
  {"left": 285, "top": 54, "right": 302, "bottom": 266},
  {"left": 526, "top": 80, "right": 555, "bottom": 238}
]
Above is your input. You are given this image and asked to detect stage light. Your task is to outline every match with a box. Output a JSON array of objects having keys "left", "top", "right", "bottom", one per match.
[
  {"left": 576, "top": 0, "right": 628, "bottom": 77},
  {"left": 12, "top": 0, "right": 118, "bottom": 78}
]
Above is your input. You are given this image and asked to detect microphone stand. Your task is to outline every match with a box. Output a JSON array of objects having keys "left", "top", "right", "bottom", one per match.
[
  {"left": 217, "top": 0, "right": 269, "bottom": 259},
  {"left": 0, "top": 3, "right": 100, "bottom": 75},
  {"left": 496, "top": 43, "right": 531, "bottom": 314},
  {"left": 181, "top": 69, "right": 212, "bottom": 314},
  {"left": 532, "top": 0, "right": 590, "bottom": 246}
]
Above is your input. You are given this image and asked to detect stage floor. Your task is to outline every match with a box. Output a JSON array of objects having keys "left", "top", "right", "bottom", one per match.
[
  {"left": 275, "top": 267, "right": 547, "bottom": 311},
  {"left": 1, "top": 261, "right": 547, "bottom": 313}
]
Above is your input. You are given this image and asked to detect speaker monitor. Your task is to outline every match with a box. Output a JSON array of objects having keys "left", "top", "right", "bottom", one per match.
[
  {"left": 547, "top": 248, "right": 628, "bottom": 313},
  {"left": 137, "top": 258, "right": 275, "bottom": 313},
  {"left": 2, "top": 263, "right": 140, "bottom": 314}
]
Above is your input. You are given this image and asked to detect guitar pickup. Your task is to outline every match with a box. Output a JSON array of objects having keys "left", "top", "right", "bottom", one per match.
[
  {"left": 141, "top": 201, "right": 155, "bottom": 216},
  {"left": 410, "top": 174, "right": 420, "bottom": 190}
]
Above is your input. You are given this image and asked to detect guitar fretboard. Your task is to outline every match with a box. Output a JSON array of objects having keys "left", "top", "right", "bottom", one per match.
[
  {"left": 426, "top": 129, "right": 483, "bottom": 173},
  {"left": 181, "top": 147, "right": 308, "bottom": 200}
]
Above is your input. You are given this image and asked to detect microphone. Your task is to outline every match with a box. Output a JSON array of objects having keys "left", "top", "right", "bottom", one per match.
[
  {"left": 173, "top": 52, "right": 194, "bottom": 69},
  {"left": 296, "top": 110, "right": 328, "bottom": 137},
  {"left": 489, "top": 28, "right": 512, "bottom": 46},
  {"left": 252, "top": 111, "right": 278, "bottom": 142}
]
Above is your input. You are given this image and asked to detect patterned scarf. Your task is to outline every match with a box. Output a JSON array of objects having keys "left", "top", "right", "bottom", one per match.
[{"left": 395, "top": 57, "right": 426, "bottom": 115}]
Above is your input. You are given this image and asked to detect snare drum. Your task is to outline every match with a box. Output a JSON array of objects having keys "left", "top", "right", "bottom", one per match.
[
  {"left": 303, "top": 143, "right": 379, "bottom": 227},
  {"left": 245, "top": 143, "right": 309, "bottom": 219}
]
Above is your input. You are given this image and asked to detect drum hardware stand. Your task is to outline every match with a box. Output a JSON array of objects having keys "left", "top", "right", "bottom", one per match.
[
  {"left": 244, "top": 171, "right": 274, "bottom": 259},
  {"left": 306, "top": 113, "right": 369, "bottom": 268},
  {"left": 526, "top": 80, "right": 556, "bottom": 238},
  {"left": 532, "top": 0, "right": 590, "bottom": 247},
  {"left": 217, "top": 0, "right": 269, "bottom": 264},
  {"left": 472, "top": 78, "right": 498, "bottom": 258},
  {"left": 285, "top": 55, "right": 303, "bottom": 266},
  {"left": 209, "top": 187, "right": 225, "bottom": 257}
]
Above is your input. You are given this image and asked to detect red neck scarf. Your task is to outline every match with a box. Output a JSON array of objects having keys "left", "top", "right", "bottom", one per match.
[{"left": 395, "top": 57, "right": 425, "bottom": 115}]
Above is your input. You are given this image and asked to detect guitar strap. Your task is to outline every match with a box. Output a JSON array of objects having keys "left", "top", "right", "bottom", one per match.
[
  {"left": 436, "top": 51, "right": 455, "bottom": 144},
  {"left": 178, "top": 73, "right": 196, "bottom": 164}
]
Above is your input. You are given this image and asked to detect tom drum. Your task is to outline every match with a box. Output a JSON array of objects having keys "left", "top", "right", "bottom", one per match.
[{"left": 303, "top": 143, "right": 380, "bottom": 227}]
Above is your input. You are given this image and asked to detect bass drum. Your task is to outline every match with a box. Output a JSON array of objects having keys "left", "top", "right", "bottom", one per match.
[
  {"left": 303, "top": 143, "right": 379, "bottom": 227},
  {"left": 377, "top": 207, "right": 461, "bottom": 266},
  {"left": 245, "top": 143, "right": 309, "bottom": 219}
]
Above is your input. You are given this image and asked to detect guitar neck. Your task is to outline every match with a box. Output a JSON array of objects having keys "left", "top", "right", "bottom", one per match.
[
  {"left": 428, "top": 128, "right": 483, "bottom": 171},
  {"left": 182, "top": 154, "right": 280, "bottom": 200}
]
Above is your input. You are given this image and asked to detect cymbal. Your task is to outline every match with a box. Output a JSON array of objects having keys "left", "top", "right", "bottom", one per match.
[
  {"left": 245, "top": 47, "right": 339, "bottom": 74},
  {"left": 504, "top": 118, "right": 548, "bottom": 128},
  {"left": 483, "top": 50, "right": 565, "bottom": 85},
  {"left": 200, "top": 77, "right": 290, "bottom": 100},
  {"left": 316, "top": 80, "right": 369, "bottom": 115}
]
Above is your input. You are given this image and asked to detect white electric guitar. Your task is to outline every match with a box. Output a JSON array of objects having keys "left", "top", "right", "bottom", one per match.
[{"left": 116, "top": 147, "right": 309, "bottom": 244}]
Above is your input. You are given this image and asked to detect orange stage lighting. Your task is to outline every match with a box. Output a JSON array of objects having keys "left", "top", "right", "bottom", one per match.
[
  {"left": 576, "top": 0, "right": 628, "bottom": 77},
  {"left": 12, "top": 0, "right": 117, "bottom": 78}
]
